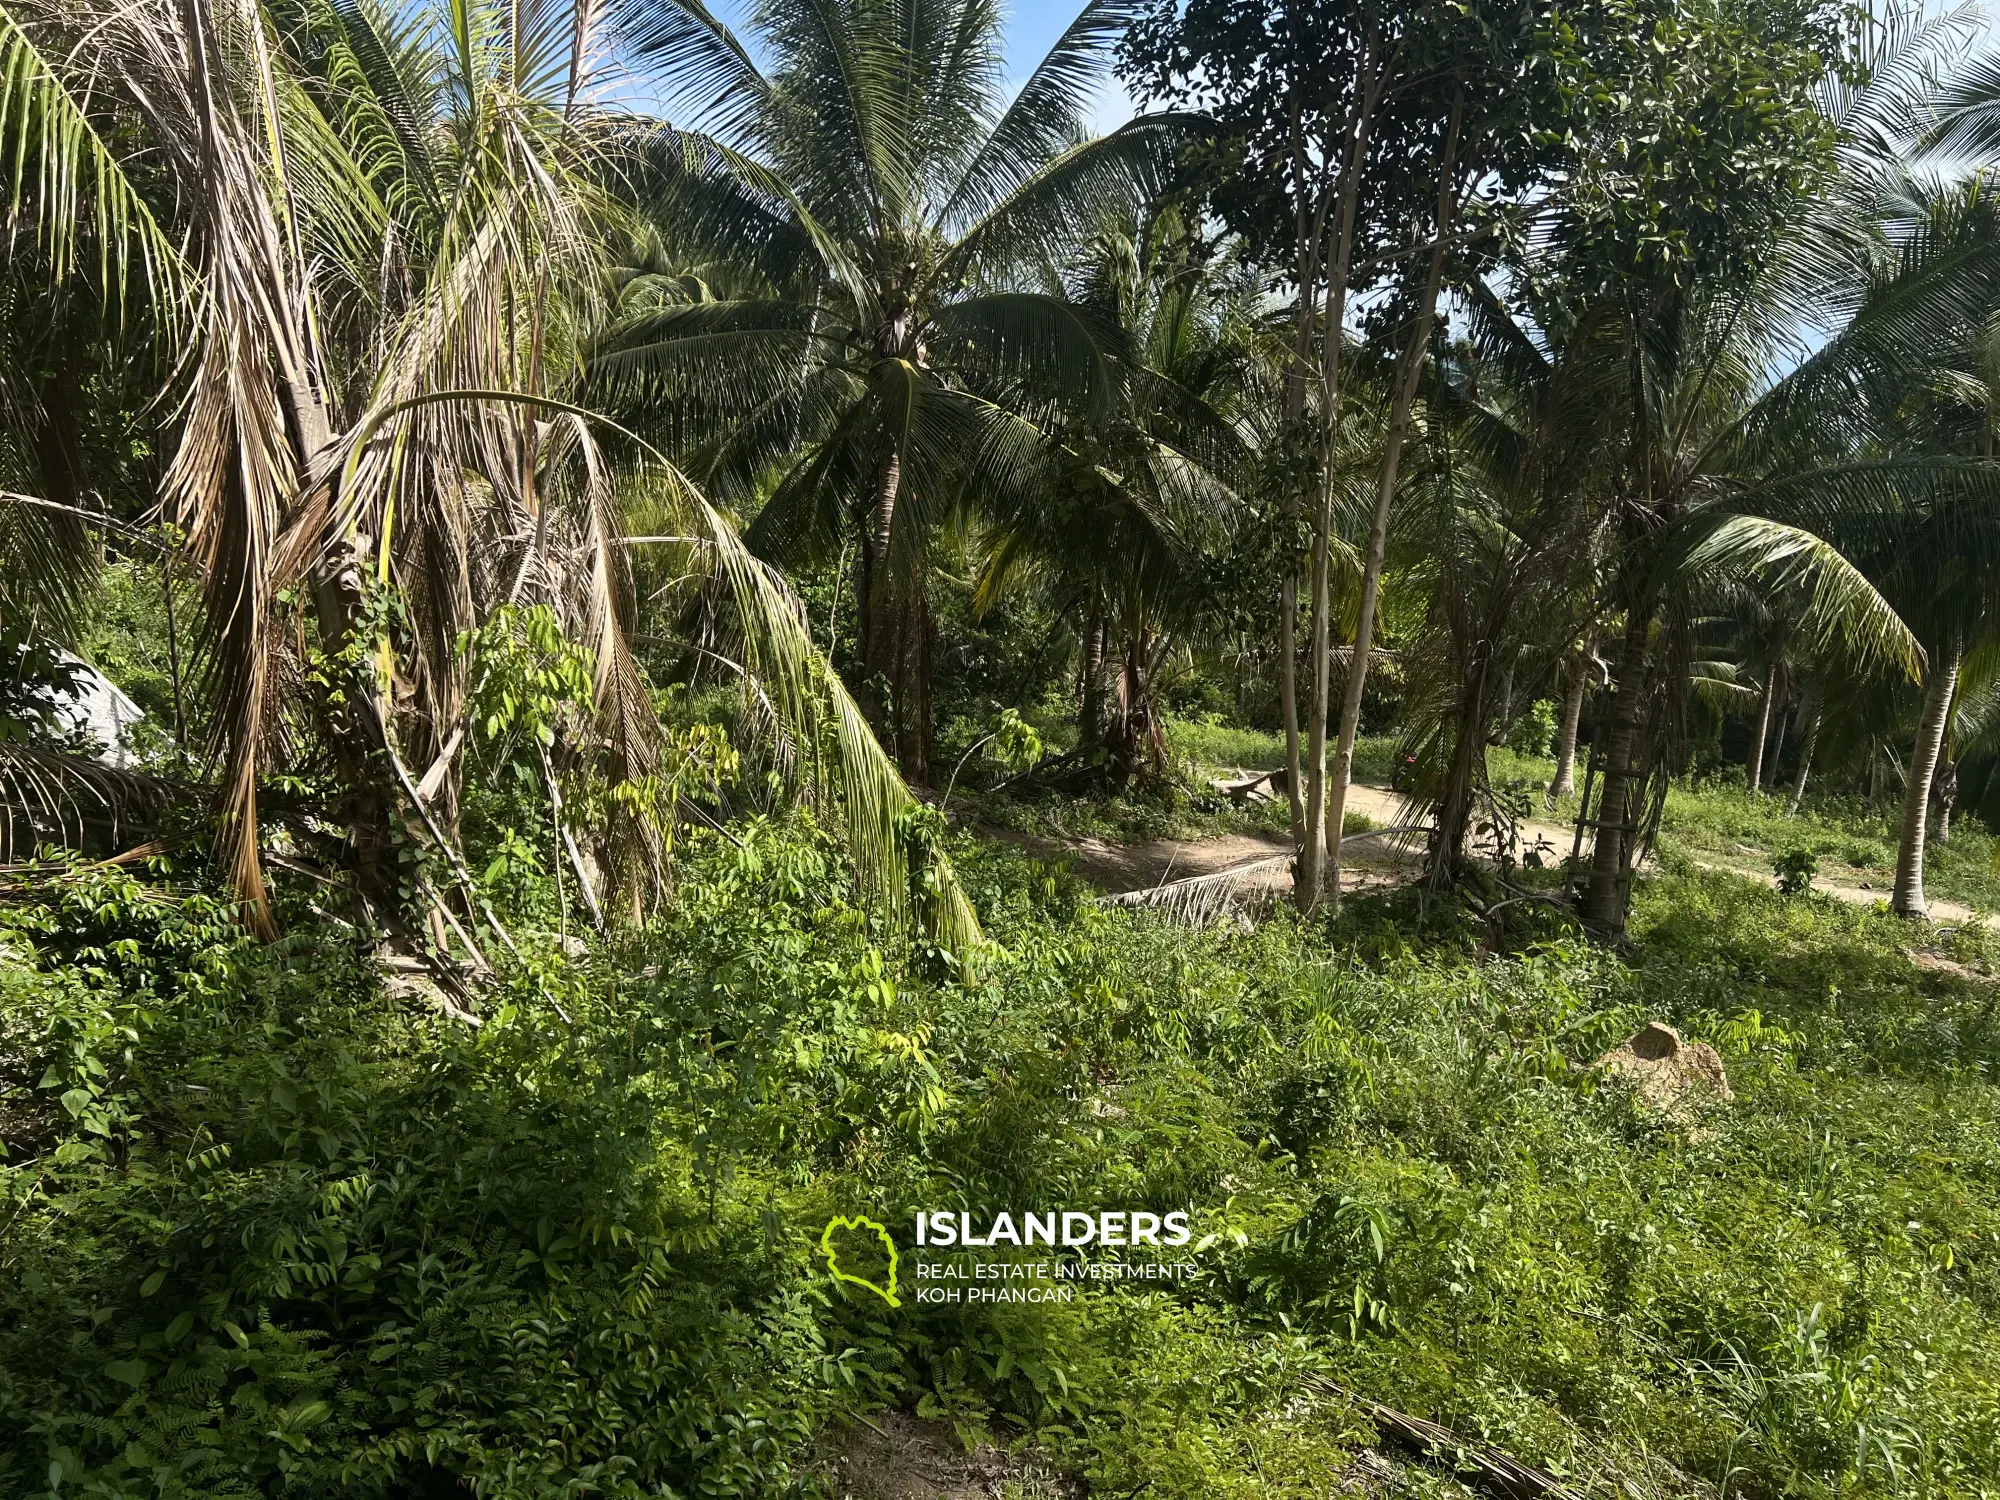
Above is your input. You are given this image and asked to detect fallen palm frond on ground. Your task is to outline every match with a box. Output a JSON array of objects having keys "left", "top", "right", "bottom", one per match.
[
  {"left": 1099, "top": 825, "right": 1432, "bottom": 923},
  {"left": 1305, "top": 1375, "right": 1586, "bottom": 1500}
]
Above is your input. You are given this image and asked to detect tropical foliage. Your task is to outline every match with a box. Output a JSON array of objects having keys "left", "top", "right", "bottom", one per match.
[{"left": 11, "top": 0, "right": 2000, "bottom": 1492}]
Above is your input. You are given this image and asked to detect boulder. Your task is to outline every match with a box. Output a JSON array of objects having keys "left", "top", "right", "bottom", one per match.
[{"left": 1594, "top": 1022, "right": 1732, "bottom": 1113}]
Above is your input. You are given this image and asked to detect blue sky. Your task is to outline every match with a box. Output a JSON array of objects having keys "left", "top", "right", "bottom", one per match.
[{"left": 693, "top": 0, "right": 1139, "bottom": 130}]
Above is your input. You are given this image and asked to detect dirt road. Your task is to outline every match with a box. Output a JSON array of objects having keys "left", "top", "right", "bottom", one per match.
[{"left": 994, "top": 776, "right": 1997, "bottom": 928}]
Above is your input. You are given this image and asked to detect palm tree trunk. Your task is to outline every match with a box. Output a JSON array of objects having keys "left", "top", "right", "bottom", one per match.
[
  {"left": 1430, "top": 649, "right": 1494, "bottom": 878},
  {"left": 901, "top": 581, "right": 933, "bottom": 783},
  {"left": 1937, "top": 763, "right": 1957, "bottom": 845},
  {"left": 1746, "top": 672, "right": 1774, "bottom": 793},
  {"left": 1766, "top": 672, "right": 1788, "bottom": 789},
  {"left": 1105, "top": 632, "right": 1151, "bottom": 781},
  {"left": 861, "top": 441, "right": 903, "bottom": 744},
  {"left": 1550, "top": 656, "right": 1586, "bottom": 799},
  {"left": 1081, "top": 615, "right": 1107, "bottom": 745},
  {"left": 295, "top": 375, "right": 409, "bottom": 936},
  {"left": 1893, "top": 643, "right": 1960, "bottom": 918},
  {"left": 1787, "top": 703, "right": 1819, "bottom": 814},
  {"left": 1583, "top": 604, "right": 1653, "bottom": 936},
  {"left": 869, "top": 444, "right": 901, "bottom": 595},
  {"left": 1491, "top": 651, "right": 1518, "bottom": 745},
  {"left": 1118, "top": 629, "right": 1165, "bottom": 780},
  {"left": 1324, "top": 87, "right": 1463, "bottom": 908}
]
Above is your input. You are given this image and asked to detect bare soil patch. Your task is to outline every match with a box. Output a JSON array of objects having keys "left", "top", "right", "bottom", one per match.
[{"left": 813, "top": 1410, "right": 1072, "bottom": 1500}]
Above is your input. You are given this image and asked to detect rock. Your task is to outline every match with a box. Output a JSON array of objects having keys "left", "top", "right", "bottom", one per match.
[{"left": 1594, "top": 1022, "right": 1732, "bottom": 1113}]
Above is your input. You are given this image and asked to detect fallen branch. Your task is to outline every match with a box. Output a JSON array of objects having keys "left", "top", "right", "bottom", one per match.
[
  {"left": 1303, "top": 1376, "right": 1585, "bottom": 1500},
  {"left": 1213, "top": 767, "right": 1286, "bottom": 802}
]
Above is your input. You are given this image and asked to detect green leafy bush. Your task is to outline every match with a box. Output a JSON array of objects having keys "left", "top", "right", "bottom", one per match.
[
  {"left": 1507, "top": 699, "right": 1560, "bottom": 758},
  {"left": 6, "top": 842, "right": 2000, "bottom": 1498},
  {"left": 1773, "top": 846, "right": 1820, "bottom": 895}
]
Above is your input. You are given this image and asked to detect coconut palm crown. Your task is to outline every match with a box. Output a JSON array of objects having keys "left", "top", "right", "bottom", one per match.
[{"left": 593, "top": 0, "right": 1195, "bottom": 777}]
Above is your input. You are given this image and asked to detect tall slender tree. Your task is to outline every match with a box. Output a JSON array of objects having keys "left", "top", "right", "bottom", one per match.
[{"left": 1123, "top": 0, "right": 1562, "bottom": 909}]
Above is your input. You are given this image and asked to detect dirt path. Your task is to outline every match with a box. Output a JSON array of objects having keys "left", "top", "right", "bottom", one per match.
[
  {"left": 1341, "top": 784, "right": 1578, "bottom": 865},
  {"left": 983, "top": 782, "right": 1436, "bottom": 899},
  {"left": 982, "top": 824, "right": 1408, "bottom": 898},
  {"left": 993, "top": 774, "right": 1998, "bottom": 928},
  {"left": 1352, "top": 782, "right": 2000, "bottom": 927},
  {"left": 1688, "top": 851, "right": 1998, "bottom": 927}
]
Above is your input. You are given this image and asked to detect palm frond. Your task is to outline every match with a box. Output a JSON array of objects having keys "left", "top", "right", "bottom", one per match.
[
  {"left": 942, "top": 115, "right": 1200, "bottom": 283},
  {"left": 1675, "top": 512, "right": 1921, "bottom": 680},
  {"left": 942, "top": 0, "right": 1141, "bottom": 228},
  {"left": 0, "top": 4, "right": 188, "bottom": 314}
]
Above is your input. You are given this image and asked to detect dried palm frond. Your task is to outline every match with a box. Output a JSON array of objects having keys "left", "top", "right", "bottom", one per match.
[
  {"left": 1100, "top": 854, "right": 1290, "bottom": 925},
  {"left": 0, "top": 742, "right": 178, "bottom": 859},
  {"left": 3, "top": 0, "right": 981, "bottom": 952}
]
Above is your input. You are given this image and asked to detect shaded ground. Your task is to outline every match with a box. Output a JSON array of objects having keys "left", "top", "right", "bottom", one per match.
[
  {"left": 983, "top": 780, "right": 1565, "bottom": 900},
  {"left": 813, "top": 1410, "right": 1072, "bottom": 1499},
  {"left": 989, "top": 770, "right": 2000, "bottom": 931}
]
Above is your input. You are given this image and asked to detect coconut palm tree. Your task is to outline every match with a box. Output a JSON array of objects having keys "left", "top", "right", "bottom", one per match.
[
  {"left": 1552, "top": 8, "right": 2000, "bottom": 936},
  {"left": 1391, "top": 287, "right": 1622, "bottom": 878},
  {"left": 0, "top": 0, "right": 977, "bottom": 948},
  {"left": 969, "top": 213, "right": 1265, "bottom": 781},
  {"left": 1842, "top": 197, "right": 2000, "bottom": 917},
  {"left": 588, "top": 0, "right": 1190, "bottom": 780}
]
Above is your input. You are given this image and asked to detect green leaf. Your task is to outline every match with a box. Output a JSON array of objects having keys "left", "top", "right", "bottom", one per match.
[
  {"left": 280, "top": 1397, "right": 331, "bottom": 1431},
  {"left": 103, "top": 1359, "right": 147, "bottom": 1387},
  {"left": 138, "top": 1270, "right": 165, "bottom": 1297}
]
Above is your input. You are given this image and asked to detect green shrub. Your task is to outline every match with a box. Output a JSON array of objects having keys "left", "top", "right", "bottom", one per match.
[
  {"left": 7, "top": 842, "right": 2000, "bottom": 1498},
  {"left": 1773, "top": 846, "right": 1820, "bottom": 895},
  {"left": 1507, "top": 699, "right": 1560, "bottom": 758},
  {"left": 1165, "top": 715, "right": 1286, "bottom": 770}
]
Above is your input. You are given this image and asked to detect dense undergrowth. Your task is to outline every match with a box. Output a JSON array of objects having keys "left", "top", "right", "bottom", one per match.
[{"left": 4, "top": 824, "right": 2000, "bottom": 1498}]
